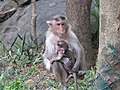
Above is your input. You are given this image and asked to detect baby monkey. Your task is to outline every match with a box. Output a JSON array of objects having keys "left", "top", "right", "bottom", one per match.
[
  {"left": 50, "top": 40, "right": 75, "bottom": 73},
  {"left": 49, "top": 40, "right": 78, "bottom": 90}
]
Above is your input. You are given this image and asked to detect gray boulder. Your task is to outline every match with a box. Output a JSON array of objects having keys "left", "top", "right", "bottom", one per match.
[
  {"left": 0, "top": 0, "right": 66, "bottom": 48},
  {"left": 0, "top": 0, "right": 97, "bottom": 48}
]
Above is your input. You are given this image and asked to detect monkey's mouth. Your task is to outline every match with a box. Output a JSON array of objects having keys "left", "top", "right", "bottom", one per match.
[{"left": 57, "top": 33, "right": 64, "bottom": 37}]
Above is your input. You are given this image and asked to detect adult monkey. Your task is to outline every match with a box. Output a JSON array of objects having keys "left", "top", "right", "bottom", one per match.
[{"left": 43, "top": 15, "right": 86, "bottom": 90}]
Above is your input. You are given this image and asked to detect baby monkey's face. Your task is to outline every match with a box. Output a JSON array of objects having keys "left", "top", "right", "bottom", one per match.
[{"left": 57, "top": 40, "right": 69, "bottom": 54}]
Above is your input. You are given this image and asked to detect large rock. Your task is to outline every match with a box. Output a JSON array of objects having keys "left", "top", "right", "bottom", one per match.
[
  {"left": 0, "top": 0, "right": 97, "bottom": 48},
  {"left": 0, "top": 0, "right": 66, "bottom": 48},
  {"left": 16, "top": 0, "right": 30, "bottom": 5},
  {"left": 0, "top": 0, "right": 17, "bottom": 12}
]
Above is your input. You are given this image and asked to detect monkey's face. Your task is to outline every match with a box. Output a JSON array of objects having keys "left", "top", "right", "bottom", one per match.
[
  {"left": 53, "top": 21, "right": 67, "bottom": 35},
  {"left": 57, "top": 40, "right": 68, "bottom": 54},
  {"left": 57, "top": 47, "right": 65, "bottom": 54},
  {"left": 47, "top": 20, "right": 68, "bottom": 36}
]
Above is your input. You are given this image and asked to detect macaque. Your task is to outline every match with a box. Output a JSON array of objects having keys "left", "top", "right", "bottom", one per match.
[
  {"left": 49, "top": 40, "right": 75, "bottom": 69},
  {"left": 43, "top": 15, "right": 87, "bottom": 90},
  {"left": 48, "top": 40, "right": 70, "bottom": 64}
]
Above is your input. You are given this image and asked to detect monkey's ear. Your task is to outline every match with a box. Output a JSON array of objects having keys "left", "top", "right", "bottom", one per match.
[{"left": 46, "top": 21, "right": 52, "bottom": 26}]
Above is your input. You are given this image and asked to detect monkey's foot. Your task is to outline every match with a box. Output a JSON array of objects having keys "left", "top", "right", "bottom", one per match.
[{"left": 78, "top": 71, "right": 86, "bottom": 80}]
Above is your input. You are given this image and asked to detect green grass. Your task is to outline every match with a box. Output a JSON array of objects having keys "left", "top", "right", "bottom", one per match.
[{"left": 0, "top": 34, "right": 97, "bottom": 90}]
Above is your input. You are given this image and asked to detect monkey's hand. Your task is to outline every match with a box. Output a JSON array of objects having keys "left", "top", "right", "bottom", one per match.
[
  {"left": 50, "top": 59, "right": 55, "bottom": 64},
  {"left": 72, "top": 62, "right": 80, "bottom": 73},
  {"left": 50, "top": 56, "right": 62, "bottom": 64}
]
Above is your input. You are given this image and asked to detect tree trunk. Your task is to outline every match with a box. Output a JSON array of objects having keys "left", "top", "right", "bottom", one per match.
[
  {"left": 96, "top": 0, "right": 120, "bottom": 90},
  {"left": 31, "top": 0, "right": 37, "bottom": 45},
  {"left": 66, "top": 0, "right": 94, "bottom": 69}
]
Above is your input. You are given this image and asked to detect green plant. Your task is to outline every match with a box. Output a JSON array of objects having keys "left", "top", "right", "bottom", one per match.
[
  {"left": 68, "top": 69, "right": 96, "bottom": 90},
  {"left": 91, "top": 0, "right": 99, "bottom": 49},
  {"left": 45, "top": 69, "right": 96, "bottom": 90},
  {"left": 0, "top": 65, "right": 41, "bottom": 90},
  {"left": 0, "top": 32, "right": 97, "bottom": 90},
  {"left": 46, "top": 78, "right": 62, "bottom": 90},
  {"left": 0, "top": 73, "right": 4, "bottom": 90},
  {"left": 0, "top": 33, "right": 43, "bottom": 89},
  {"left": 0, "top": 33, "right": 43, "bottom": 68},
  {"left": 5, "top": 77, "right": 31, "bottom": 90},
  {"left": 79, "top": 69, "right": 96, "bottom": 90}
]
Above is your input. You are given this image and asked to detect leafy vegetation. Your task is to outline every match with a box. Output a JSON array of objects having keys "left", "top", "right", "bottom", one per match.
[
  {"left": 0, "top": 0, "right": 100, "bottom": 89},
  {"left": 0, "top": 34, "right": 43, "bottom": 90},
  {"left": 0, "top": 33, "right": 96, "bottom": 90}
]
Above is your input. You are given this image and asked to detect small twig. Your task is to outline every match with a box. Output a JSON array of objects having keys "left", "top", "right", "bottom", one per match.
[{"left": 0, "top": 8, "right": 17, "bottom": 15}]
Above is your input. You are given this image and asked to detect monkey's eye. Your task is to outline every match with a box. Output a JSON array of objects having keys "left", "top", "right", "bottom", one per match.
[
  {"left": 57, "top": 43, "right": 60, "bottom": 46},
  {"left": 57, "top": 43, "right": 62, "bottom": 47},
  {"left": 57, "top": 23, "right": 60, "bottom": 26},
  {"left": 62, "top": 23, "right": 64, "bottom": 26}
]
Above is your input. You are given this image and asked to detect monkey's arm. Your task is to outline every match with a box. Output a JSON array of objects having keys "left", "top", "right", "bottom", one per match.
[
  {"left": 71, "top": 41, "right": 83, "bottom": 72},
  {"left": 50, "top": 54, "right": 63, "bottom": 64},
  {"left": 42, "top": 38, "right": 56, "bottom": 70}
]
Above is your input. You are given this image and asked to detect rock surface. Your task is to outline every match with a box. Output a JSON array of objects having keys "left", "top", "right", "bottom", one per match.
[
  {"left": 0, "top": 0, "right": 66, "bottom": 48},
  {"left": 0, "top": 0, "right": 96, "bottom": 48}
]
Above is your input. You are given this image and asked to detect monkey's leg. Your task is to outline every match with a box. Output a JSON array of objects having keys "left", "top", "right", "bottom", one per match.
[
  {"left": 73, "top": 73, "right": 78, "bottom": 90},
  {"left": 65, "top": 74, "right": 73, "bottom": 83},
  {"left": 52, "top": 62, "right": 68, "bottom": 90}
]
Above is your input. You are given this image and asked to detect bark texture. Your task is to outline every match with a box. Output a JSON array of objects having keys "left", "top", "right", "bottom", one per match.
[
  {"left": 31, "top": 0, "right": 37, "bottom": 45},
  {"left": 66, "top": 0, "right": 94, "bottom": 69},
  {"left": 97, "top": 0, "right": 120, "bottom": 90}
]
